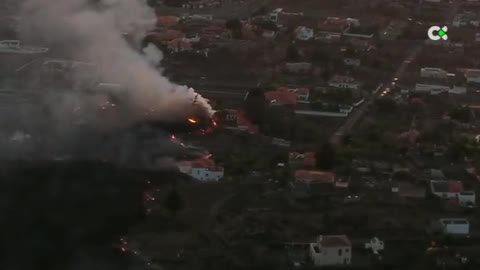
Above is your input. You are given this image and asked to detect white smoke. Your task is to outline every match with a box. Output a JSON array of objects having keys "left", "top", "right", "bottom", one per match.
[
  {"left": 143, "top": 43, "right": 163, "bottom": 67},
  {"left": 17, "top": 0, "right": 213, "bottom": 122}
]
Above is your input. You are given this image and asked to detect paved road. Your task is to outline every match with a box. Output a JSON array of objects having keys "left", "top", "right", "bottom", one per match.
[
  {"left": 329, "top": 44, "right": 423, "bottom": 145},
  {"left": 329, "top": 0, "right": 462, "bottom": 145}
]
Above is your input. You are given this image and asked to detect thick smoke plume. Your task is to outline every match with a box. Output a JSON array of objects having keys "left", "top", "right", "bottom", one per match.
[
  {"left": 0, "top": 0, "right": 215, "bottom": 160},
  {"left": 17, "top": 0, "right": 213, "bottom": 122}
]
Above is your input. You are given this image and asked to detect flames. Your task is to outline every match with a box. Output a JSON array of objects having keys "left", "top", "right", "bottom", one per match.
[{"left": 188, "top": 118, "right": 197, "bottom": 123}]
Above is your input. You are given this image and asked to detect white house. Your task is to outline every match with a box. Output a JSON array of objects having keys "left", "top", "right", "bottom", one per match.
[
  {"left": 315, "top": 31, "right": 342, "bottom": 41},
  {"left": 328, "top": 75, "right": 359, "bottom": 90},
  {"left": 438, "top": 218, "right": 470, "bottom": 235},
  {"left": 420, "top": 67, "right": 449, "bottom": 79},
  {"left": 0, "top": 40, "right": 48, "bottom": 54},
  {"left": 295, "top": 26, "right": 314, "bottom": 40},
  {"left": 463, "top": 69, "right": 480, "bottom": 83},
  {"left": 262, "top": 30, "right": 277, "bottom": 39},
  {"left": 415, "top": 69, "right": 467, "bottom": 94},
  {"left": 429, "top": 180, "right": 464, "bottom": 199},
  {"left": 177, "top": 158, "right": 224, "bottom": 181},
  {"left": 429, "top": 180, "right": 476, "bottom": 207},
  {"left": 310, "top": 235, "right": 352, "bottom": 266},
  {"left": 346, "top": 18, "right": 360, "bottom": 27},
  {"left": 183, "top": 33, "right": 200, "bottom": 43},
  {"left": 458, "top": 191, "right": 476, "bottom": 207},
  {"left": 268, "top": 8, "right": 283, "bottom": 22},
  {"left": 414, "top": 83, "right": 466, "bottom": 95}
]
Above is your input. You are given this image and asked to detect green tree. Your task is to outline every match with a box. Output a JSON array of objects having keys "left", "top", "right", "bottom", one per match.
[
  {"left": 374, "top": 97, "right": 398, "bottom": 113},
  {"left": 243, "top": 87, "right": 266, "bottom": 125},
  {"left": 447, "top": 138, "right": 468, "bottom": 162},
  {"left": 311, "top": 48, "right": 329, "bottom": 64},
  {"left": 449, "top": 105, "right": 471, "bottom": 123},
  {"left": 163, "top": 188, "right": 184, "bottom": 219},
  {"left": 315, "top": 143, "right": 336, "bottom": 170},
  {"left": 262, "top": 106, "right": 295, "bottom": 139},
  {"left": 225, "top": 18, "right": 243, "bottom": 39},
  {"left": 322, "top": 67, "right": 332, "bottom": 83},
  {"left": 259, "top": 20, "right": 278, "bottom": 31}
]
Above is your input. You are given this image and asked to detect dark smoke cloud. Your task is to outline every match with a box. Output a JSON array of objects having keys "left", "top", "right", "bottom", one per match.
[{"left": 0, "top": 0, "right": 213, "bottom": 160}]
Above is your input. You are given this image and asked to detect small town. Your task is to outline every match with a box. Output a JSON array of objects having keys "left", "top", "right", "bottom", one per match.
[{"left": 1, "top": 0, "right": 480, "bottom": 270}]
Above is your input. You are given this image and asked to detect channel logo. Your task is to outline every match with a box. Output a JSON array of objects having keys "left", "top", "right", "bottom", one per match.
[{"left": 428, "top": 26, "right": 448, "bottom": 41}]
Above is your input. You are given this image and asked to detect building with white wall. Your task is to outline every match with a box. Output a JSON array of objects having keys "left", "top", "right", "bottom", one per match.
[
  {"left": 310, "top": 235, "right": 352, "bottom": 266},
  {"left": 420, "top": 67, "right": 449, "bottom": 79},
  {"left": 458, "top": 191, "right": 476, "bottom": 207},
  {"left": 429, "top": 180, "right": 475, "bottom": 207},
  {"left": 464, "top": 69, "right": 480, "bottom": 84},
  {"left": 295, "top": 26, "right": 314, "bottom": 40},
  {"left": 328, "top": 75, "right": 359, "bottom": 90},
  {"left": 438, "top": 218, "right": 470, "bottom": 235},
  {"left": 177, "top": 158, "right": 224, "bottom": 181},
  {"left": 415, "top": 68, "right": 466, "bottom": 95}
]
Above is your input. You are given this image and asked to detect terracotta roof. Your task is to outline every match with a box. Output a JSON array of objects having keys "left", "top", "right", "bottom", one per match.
[
  {"left": 431, "top": 180, "right": 464, "bottom": 193},
  {"left": 448, "top": 181, "right": 464, "bottom": 193},
  {"left": 265, "top": 88, "right": 297, "bottom": 106},
  {"left": 191, "top": 158, "right": 224, "bottom": 172},
  {"left": 168, "top": 38, "right": 192, "bottom": 49},
  {"left": 289, "top": 152, "right": 316, "bottom": 167},
  {"left": 295, "top": 170, "right": 335, "bottom": 184},
  {"left": 157, "top": 16, "right": 179, "bottom": 27},
  {"left": 276, "top": 87, "right": 310, "bottom": 98},
  {"left": 318, "top": 235, "right": 351, "bottom": 247}
]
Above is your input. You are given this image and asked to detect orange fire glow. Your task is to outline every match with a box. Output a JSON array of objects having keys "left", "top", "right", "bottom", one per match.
[{"left": 188, "top": 118, "right": 197, "bottom": 123}]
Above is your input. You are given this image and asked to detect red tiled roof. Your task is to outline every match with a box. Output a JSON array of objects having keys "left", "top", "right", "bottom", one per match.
[
  {"left": 157, "top": 16, "right": 179, "bottom": 27},
  {"left": 448, "top": 181, "right": 464, "bottom": 193},
  {"left": 318, "top": 235, "right": 351, "bottom": 247},
  {"left": 295, "top": 170, "right": 335, "bottom": 184},
  {"left": 167, "top": 38, "right": 192, "bottom": 49},
  {"left": 191, "top": 158, "right": 224, "bottom": 172},
  {"left": 265, "top": 88, "right": 297, "bottom": 106}
]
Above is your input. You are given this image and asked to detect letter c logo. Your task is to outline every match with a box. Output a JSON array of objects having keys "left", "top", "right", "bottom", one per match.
[{"left": 428, "top": 26, "right": 441, "bottom": 40}]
